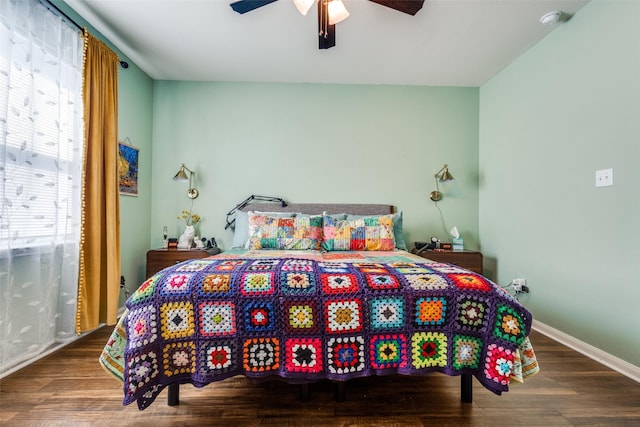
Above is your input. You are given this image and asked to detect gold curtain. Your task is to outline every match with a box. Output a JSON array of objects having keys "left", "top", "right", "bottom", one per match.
[{"left": 76, "top": 30, "right": 121, "bottom": 333}]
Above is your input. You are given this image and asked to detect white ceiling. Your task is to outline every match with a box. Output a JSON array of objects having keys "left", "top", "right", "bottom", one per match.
[{"left": 65, "top": 0, "right": 589, "bottom": 86}]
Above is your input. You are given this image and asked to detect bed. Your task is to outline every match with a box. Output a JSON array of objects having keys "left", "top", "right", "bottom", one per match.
[{"left": 100, "top": 203, "right": 539, "bottom": 410}]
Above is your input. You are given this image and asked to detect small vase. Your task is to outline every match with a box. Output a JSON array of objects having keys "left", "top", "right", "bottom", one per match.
[{"left": 178, "top": 225, "right": 195, "bottom": 249}]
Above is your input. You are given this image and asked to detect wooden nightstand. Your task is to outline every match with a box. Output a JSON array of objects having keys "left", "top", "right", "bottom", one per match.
[
  {"left": 411, "top": 249, "right": 483, "bottom": 274},
  {"left": 146, "top": 247, "right": 221, "bottom": 277}
]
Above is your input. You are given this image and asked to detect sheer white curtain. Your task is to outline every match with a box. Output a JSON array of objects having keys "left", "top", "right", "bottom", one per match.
[{"left": 0, "top": 0, "right": 84, "bottom": 375}]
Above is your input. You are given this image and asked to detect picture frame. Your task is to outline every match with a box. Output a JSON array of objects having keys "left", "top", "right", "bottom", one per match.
[{"left": 118, "top": 139, "right": 139, "bottom": 196}]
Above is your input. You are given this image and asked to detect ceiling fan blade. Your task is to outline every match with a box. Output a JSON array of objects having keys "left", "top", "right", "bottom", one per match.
[
  {"left": 368, "top": 0, "right": 425, "bottom": 16},
  {"left": 230, "top": 0, "right": 279, "bottom": 14}
]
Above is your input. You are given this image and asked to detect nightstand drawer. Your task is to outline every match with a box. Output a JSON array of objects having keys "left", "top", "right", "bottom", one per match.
[
  {"left": 411, "top": 249, "right": 483, "bottom": 274},
  {"left": 146, "top": 248, "right": 221, "bottom": 277}
]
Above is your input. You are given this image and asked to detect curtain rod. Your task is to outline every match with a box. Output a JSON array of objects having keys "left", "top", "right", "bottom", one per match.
[{"left": 41, "top": 0, "right": 129, "bottom": 69}]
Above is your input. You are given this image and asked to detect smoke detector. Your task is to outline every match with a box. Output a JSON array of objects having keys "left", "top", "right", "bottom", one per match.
[{"left": 540, "top": 11, "right": 563, "bottom": 25}]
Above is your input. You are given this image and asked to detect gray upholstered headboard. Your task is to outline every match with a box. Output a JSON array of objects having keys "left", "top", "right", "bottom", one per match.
[{"left": 239, "top": 203, "right": 394, "bottom": 216}]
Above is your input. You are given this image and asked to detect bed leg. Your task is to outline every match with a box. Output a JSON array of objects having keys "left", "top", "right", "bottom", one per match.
[
  {"left": 168, "top": 383, "right": 179, "bottom": 406},
  {"left": 334, "top": 381, "right": 345, "bottom": 402},
  {"left": 299, "top": 383, "right": 310, "bottom": 402},
  {"left": 461, "top": 374, "right": 472, "bottom": 403}
]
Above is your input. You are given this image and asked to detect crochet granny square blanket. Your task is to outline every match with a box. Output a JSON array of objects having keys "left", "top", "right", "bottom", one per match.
[{"left": 100, "top": 250, "right": 537, "bottom": 410}]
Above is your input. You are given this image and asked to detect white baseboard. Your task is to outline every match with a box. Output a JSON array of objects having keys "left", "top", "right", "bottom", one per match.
[{"left": 533, "top": 319, "right": 640, "bottom": 383}]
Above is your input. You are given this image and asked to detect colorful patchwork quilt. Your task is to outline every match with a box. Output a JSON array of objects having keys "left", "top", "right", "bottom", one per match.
[{"left": 100, "top": 250, "right": 538, "bottom": 410}]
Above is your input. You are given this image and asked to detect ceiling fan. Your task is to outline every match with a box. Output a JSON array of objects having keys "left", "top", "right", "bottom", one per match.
[{"left": 230, "top": 0, "right": 426, "bottom": 49}]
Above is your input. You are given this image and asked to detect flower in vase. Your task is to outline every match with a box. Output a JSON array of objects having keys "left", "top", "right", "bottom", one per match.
[{"left": 177, "top": 210, "right": 201, "bottom": 226}]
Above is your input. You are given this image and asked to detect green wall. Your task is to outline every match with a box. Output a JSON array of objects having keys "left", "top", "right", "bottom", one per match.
[
  {"left": 149, "top": 82, "right": 480, "bottom": 254},
  {"left": 479, "top": 1, "right": 640, "bottom": 366},
  {"left": 116, "top": 64, "right": 154, "bottom": 303}
]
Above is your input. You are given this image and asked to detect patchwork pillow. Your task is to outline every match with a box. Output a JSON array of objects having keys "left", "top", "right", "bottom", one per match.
[
  {"left": 322, "top": 214, "right": 395, "bottom": 251},
  {"left": 231, "top": 210, "right": 296, "bottom": 249},
  {"left": 311, "top": 212, "right": 348, "bottom": 221},
  {"left": 346, "top": 211, "right": 407, "bottom": 251},
  {"left": 245, "top": 212, "right": 322, "bottom": 250}
]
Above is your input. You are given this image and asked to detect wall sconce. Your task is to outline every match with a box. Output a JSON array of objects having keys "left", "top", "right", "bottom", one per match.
[
  {"left": 429, "top": 164, "right": 454, "bottom": 202},
  {"left": 173, "top": 163, "right": 199, "bottom": 199}
]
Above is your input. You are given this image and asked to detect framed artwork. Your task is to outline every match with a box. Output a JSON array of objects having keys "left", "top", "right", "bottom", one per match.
[{"left": 118, "top": 139, "right": 139, "bottom": 196}]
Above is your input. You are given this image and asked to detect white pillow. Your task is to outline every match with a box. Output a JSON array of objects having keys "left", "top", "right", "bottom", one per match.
[{"left": 230, "top": 210, "right": 249, "bottom": 249}]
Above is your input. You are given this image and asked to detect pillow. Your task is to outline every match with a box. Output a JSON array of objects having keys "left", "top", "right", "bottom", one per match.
[
  {"left": 245, "top": 212, "right": 322, "bottom": 250},
  {"left": 231, "top": 210, "right": 295, "bottom": 249},
  {"left": 393, "top": 212, "right": 408, "bottom": 251},
  {"left": 345, "top": 211, "right": 407, "bottom": 251},
  {"left": 296, "top": 212, "right": 346, "bottom": 220},
  {"left": 322, "top": 212, "right": 347, "bottom": 221},
  {"left": 323, "top": 214, "right": 395, "bottom": 251}
]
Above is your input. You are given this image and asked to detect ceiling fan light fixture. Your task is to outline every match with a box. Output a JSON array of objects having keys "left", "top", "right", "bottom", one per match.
[
  {"left": 328, "top": 0, "right": 350, "bottom": 25},
  {"left": 293, "top": 0, "right": 315, "bottom": 15}
]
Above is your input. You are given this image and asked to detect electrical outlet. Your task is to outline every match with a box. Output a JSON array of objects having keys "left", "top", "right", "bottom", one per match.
[
  {"left": 513, "top": 278, "right": 526, "bottom": 287},
  {"left": 512, "top": 278, "right": 527, "bottom": 293},
  {"left": 595, "top": 168, "right": 613, "bottom": 187}
]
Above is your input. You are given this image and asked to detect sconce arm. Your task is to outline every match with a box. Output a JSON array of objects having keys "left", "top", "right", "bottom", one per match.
[{"left": 224, "top": 195, "right": 288, "bottom": 230}]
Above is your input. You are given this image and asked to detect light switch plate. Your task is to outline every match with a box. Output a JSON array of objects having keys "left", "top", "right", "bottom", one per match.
[{"left": 595, "top": 168, "right": 613, "bottom": 187}]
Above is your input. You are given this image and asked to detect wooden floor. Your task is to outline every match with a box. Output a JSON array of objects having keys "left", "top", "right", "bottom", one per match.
[{"left": 1, "top": 328, "right": 638, "bottom": 426}]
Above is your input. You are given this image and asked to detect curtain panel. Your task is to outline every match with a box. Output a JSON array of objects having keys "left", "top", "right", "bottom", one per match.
[
  {"left": 76, "top": 30, "right": 121, "bottom": 333},
  {"left": 0, "top": 0, "right": 84, "bottom": 375}
]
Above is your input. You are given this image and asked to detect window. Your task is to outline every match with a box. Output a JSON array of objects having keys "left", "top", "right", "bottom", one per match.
[
  {"left": 0, "top": 3, "right": 84, "bottom": 248},
  {"left": 0, "top": 0, "right": 85, "bottom": 375}
]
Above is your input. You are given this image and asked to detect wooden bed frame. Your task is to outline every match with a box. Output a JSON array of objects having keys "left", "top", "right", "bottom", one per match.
[{"left": 166, "top": 202, "right": 474, "bottom": 405}]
